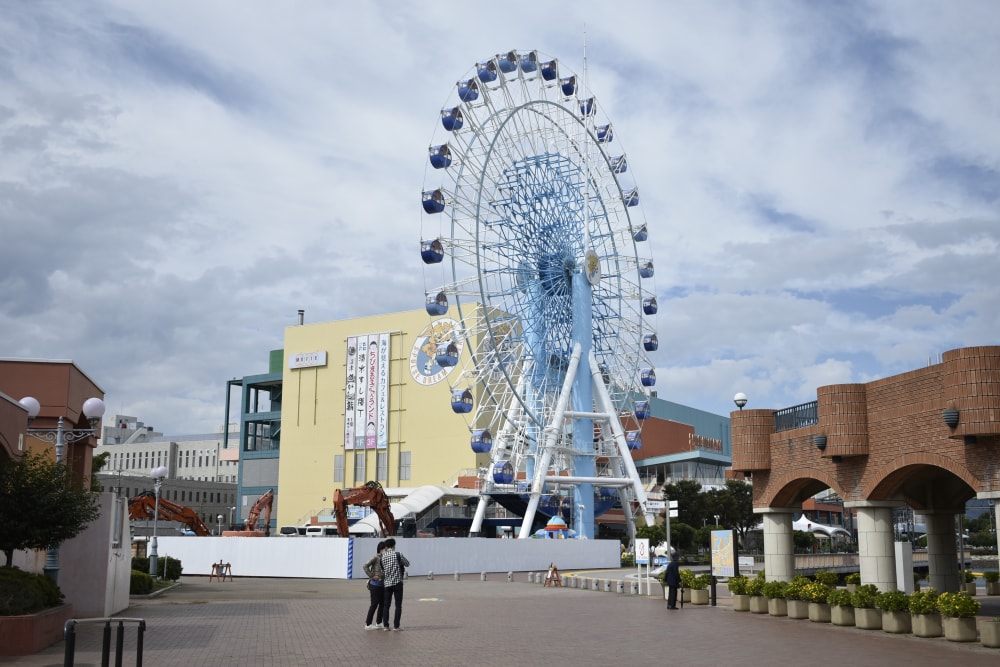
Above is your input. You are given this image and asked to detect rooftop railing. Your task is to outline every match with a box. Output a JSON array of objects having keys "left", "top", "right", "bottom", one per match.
[{"left": 774, "top": 401, "right": 819, "bottom": 432}]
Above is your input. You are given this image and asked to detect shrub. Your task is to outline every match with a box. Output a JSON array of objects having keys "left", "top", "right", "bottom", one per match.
[
  {"left": 801, "top": 581, "right": 831, "bottom": 603},
  {"left": 827, "top": 588, "right": 853, "bottom": 607},
  {"left": 762, "top": 580, "right": 789, "bottom": 599},
  {"left": 0, "top": 566, "right": 64, "bottom": 615},
  {"left": 876, "top": 589, "right": 910, "bottom": 613},
  {"left": 909, "top": 588, "right": 940, "bottom": 615},
  {"left": 131, "top": 556, "right": 183, "bottom": 581},
  {"left": 784, "top": 575, "right": 810, "bottom": 601},
  {"left": 851, "top": 584, "right": 881, "bottom": 609},
  {"left": 936, "top": 591, "right": 980, "bottom": 618},
  {"left": 727, "top": 575, "right": 748, "bottom": 595},
  {"left": 984, "top": 571, "right": 1000, "bottom": 584},
  {"left": 679, "top": 569, "right": 696, "bottom": 589},
  {"left": 814, "top": 570, "right": 839, "bottom": 587},
  {"left": 746, "top": 576, "right": 766, "bottom": 597},
  {"left": 845, "top": 572, "right": 861, "bottom": 585},
  {"left": 130, "top": 570, "right": 153, "bottom": 595},
  {"left": 689, "top": 574, "right": 711, "bottom": 590},
  {"left": 963, "top": 570, "right": 975, "bottom": 584}
]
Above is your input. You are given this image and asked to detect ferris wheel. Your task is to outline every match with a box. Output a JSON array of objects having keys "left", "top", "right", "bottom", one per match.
[{"left": 419, "top": 50, "right": 658, "bottom": 541}]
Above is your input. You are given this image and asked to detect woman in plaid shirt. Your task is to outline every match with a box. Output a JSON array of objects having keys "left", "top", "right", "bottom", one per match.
[{"left": 379, "top": 538, "right": 410, "bottom": 631}]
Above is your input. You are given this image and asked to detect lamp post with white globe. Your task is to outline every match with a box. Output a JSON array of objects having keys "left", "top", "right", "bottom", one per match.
[
  {"left": 19, "top": 395, "right": 106, "bottom": 584},
  {"left": 148, "top": 466, "right": 169, "bottom": 578},
  {"left": 733, "top": 393, "right": 748, "bottom": 411}
]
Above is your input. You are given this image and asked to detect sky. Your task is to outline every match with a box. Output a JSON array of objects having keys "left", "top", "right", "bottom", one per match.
[{"left": 1, "top": 1, "right": 998, "bottom": 435}]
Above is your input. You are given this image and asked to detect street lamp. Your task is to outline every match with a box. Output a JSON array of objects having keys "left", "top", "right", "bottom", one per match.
[
  {"left": 229, "top": 506, "right": 236, "bottom": 529},
  {"left": 714, "top": 514, "right": 720, "bottom": 527},
  {"left": 733, "top": 393, "right": 748, "bottom": 410},
  {"left": 148, "top": 466, "right": 169, "bottom": 578},
  {"left": 217, "top": 514, "right": 224, "bottom": 536},
  {"left": 20, "top": 395, "right": 105, "bottom": 584}
]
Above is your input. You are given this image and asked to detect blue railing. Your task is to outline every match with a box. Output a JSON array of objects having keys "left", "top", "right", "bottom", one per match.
[{"left": 774, "top": 401, "right": 818, "bottom": 432}]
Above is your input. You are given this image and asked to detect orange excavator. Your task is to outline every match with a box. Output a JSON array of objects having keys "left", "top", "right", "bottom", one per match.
[
  {"left": 243, "top": 489, "right": 274, "bottom": 536},
  {"left": 333, "top": 481, "right": 395, "bottom": 537},
  {"left": 128, "top": 491, "right": 212, "bottom": 536}
]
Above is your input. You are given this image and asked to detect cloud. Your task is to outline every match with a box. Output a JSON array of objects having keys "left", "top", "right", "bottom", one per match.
[{"left": 1, "top": 1, "right": 998, "bottom": 433}]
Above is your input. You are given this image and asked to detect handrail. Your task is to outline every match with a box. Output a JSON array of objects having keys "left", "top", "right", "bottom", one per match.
[{"left": 774, "top": 401, "right": 818, "bottom": 432}]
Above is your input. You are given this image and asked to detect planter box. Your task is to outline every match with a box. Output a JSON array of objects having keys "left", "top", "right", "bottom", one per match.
[
  {"left": 986, "top": 582, "right": 1000, "bottom": 596},
  {"left": 690, "top": 589, "right": 709, "bottom": 605},
  {"left": 912, "top": 613, "right": 942, "bottom": 638},
  {"left": 0, "top": 604, "right": 74, "bottom": 656},
  {"left": 882, "top": 610, "right": 911, "bottom": 634},
  {"left": 943, "top": 616, "right": 978, "bottom": 642},
  {"left": 682, "top": 588, "right": 692, "bottom": 603},
  {"left": 854, "top": 607, "right": 882, "bottom": 630},
  {"left": 787, "top": 600, "right": 809, "bottom": 619},
  {"left": 749, "top": 596, "right": 768, "bottom": 614},
  {"left": 732, "top": 594, "right": 750, "bottom": 612},
  {"left": 808, "top": 602, "right": 831, "bottom": 623},
  {"left": 981, "top": 621, "right": 1000, "bottom": 648},
  {"left": 767, "top": 598, "right": 787, "bottom": 617},
  {"left": 964, "top": 583, "right": 977, "bottom": 596},
  {"left": 831, "top": 605, "right": 855, "bottom": 626}
]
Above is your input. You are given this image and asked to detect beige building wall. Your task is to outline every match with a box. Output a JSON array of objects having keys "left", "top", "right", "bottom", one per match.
[{"left": 277, "top": 307, "right": 486, "bottom": 527}]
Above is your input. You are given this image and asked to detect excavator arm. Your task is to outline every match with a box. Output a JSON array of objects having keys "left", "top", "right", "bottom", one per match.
[
  {"left": 243, "top": 489, "right": 274, "bottom": 535},
  {"left": 128, "top": 491, "right": 212, "bottom": 536},
  {"left": 332, "top": 481, "right": 395, "bottom": 537}
]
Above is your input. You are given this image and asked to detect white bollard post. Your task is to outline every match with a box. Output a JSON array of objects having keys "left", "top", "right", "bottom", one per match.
[
  {"left": 481, "top": 571, "right": 487, "bottom": 581},
  {"left": 427, "top": 571, "right": 434, "bottom": 580},
  {"left": 507, "top": 571, "right": 513, "bottom": 583},
  {"left": 454, "top": 571, "right": 461, "bottom": 581}
]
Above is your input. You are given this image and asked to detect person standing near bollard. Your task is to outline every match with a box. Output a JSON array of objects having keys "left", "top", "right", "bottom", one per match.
[
  {"left": 380, "top": 538, "right": 410, "bottom": 631},
  {"left": 665, "top": 552, "right": 681, "bottom": 610},
  {"left": 363, "top": 541, "right": 387, "bottom": 630}
]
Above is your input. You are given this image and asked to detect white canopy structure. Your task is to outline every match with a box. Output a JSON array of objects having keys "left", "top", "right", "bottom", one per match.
[{"left": 792, "top": 514, "right": 851, "bottom": 539}]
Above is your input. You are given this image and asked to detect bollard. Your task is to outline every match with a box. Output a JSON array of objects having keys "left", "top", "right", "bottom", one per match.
[
  {"left": 454, "top": 571, "right": 461, "bottom": 581},
  {"left": 616, "top": 580, "right": 625, "bottom": 594},
  {"left": 591, "top": 578, "right": 601, "bottom": 591},
  {"left": 629, "top": 581, "right": 639, "bottom": 595},
  {"left": 603, "top": 579, "right": 612, "bottom": 592},
  {"left": 507, "top": 571, "right": 513, "bottom": 583},
  {"left": 427, "top": 571, "right": 434, "bottom": 580},
  {"left": 564, "top": 576, "right": 574, "bottom": 588},
  {"left": 481, "top": 571, "right": 487, "bottom": 581}
]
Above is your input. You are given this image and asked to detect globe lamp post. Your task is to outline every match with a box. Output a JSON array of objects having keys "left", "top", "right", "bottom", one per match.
[{"left": 148, "top": 466, "right": 169, "bottom": 578}]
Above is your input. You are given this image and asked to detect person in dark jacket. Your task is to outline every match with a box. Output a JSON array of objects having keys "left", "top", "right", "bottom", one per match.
[
  {"left": 362, "top": 541, "right": 386, "bottom": 629},
  {"left": 664, "top": 552, "right": 681, "bottom": 610}
]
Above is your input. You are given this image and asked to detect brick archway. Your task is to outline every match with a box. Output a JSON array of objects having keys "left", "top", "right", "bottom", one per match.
[
  {"left": 759, "top": 467, "right": 844, "bottom": 508},
  {"left": 864, "top": 452, "right": 980, "bottom": 510}
]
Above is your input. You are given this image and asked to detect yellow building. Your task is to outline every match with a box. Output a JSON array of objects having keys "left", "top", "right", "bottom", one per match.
[{"left": 276, "top": 307, "right": 487, "bottom": 528}]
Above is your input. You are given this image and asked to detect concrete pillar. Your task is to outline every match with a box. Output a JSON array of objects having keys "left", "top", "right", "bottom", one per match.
[
  {"left": 849, "top": 501, "right": 898, "bottom": 591},
  {"left": 923, "top": 510, "right": 960, "bottom": 593},
  {"left": 757, "top": 508, "right": 795, "bottom": 582}
]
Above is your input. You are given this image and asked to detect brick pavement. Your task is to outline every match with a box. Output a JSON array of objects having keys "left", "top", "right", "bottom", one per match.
[{"left": 3, "top": 573, "right": 999, "bottom": 667}]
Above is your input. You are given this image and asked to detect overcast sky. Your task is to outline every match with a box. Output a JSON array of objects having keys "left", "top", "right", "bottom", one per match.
[{"left": 2, "top": 1, "right": 997, "bottom": 435}]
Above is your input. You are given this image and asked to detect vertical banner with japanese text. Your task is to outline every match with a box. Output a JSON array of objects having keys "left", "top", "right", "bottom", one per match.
[
  {"left": 344, "top": 337, "right": 357, "bottom": 450},
  {"left": 377, "top": 333, "right": 390, "bottom": 449}
]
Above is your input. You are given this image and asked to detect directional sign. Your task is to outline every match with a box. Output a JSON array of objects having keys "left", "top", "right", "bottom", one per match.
[
  {"left": 636, "top": 538, "right": 650, "bottom": 565},
  {"left": 668, "top": 500, "right": 678, "bottom": 509},
  {"left": 646, "top": 501, "right": 666, "bottom": 510},
  {"left": 668, "top": 509, "right": 679, "bottom": 518}
]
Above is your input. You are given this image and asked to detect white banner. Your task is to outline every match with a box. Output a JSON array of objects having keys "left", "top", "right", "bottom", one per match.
[
  {"left": 365, "top": 334, "right": 379, "bottom": 449},
  {"left": 377, "top": 333, "right": 390, "bottom": 449},
  {"left": 344, "top": 337, "right": 357, "bottom": 450},
  {"left": 355, "top": 337, "right": 368, "bottom": 450}
]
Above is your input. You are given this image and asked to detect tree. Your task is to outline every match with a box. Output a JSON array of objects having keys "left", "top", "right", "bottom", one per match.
[
  {"left": 91, "top": 451, "right": 109, "bottom": 492},
  {"left": 661, "top": 480, "right": 704, "bottom": 527},
  {"left": 0, "top": 450, "right": 101, "bottom": 567},
  {"left": 719, "top": 479, "right": 757, "bottom": 545}
]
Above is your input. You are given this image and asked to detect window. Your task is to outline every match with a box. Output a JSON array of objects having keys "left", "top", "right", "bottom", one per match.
[
  {"left": 354, "top": 453, "right": 365, "bottom": 483},
  {"left": 377, "top": 451, "right": 387, "bottom": 481},
  {"left": 334, "top": 455, "right": 344, "bottom": 483},
  {"left": 399, "top": 451, "right": 411, "bottom": 481}
]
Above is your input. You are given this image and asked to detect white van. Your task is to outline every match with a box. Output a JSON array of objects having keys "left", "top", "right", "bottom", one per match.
[{"left": 305, "top": 525, "right": 338, "bottom": 537}]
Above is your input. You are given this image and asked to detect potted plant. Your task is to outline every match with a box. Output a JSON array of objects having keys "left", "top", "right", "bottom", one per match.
[
  {"left": 785, "top": 576, "right": 810, "bottom": 619},
  {"left": 876, "top": 589, "right": 911, "bottom": 634},
  {"left": 984, "top": 571, "right": 1000, "bottom": 596},
  {"left": 827, "top": 588, "right": 855, "bottom": 626},
  {"left": 762, "top": 580, "right": 789, "bottom": 617},
  {"left": 803, "top": 580, "right": 832, "bottom": 623},
  {"left": 747, "top": 575, "right": 768, "bottom": 614},
  {"left": 688, "top": 573, "right": 711, "bottom": 605},
  {"left": 963, "top": 570, "right": 977, "bottom": 596},
  {"left": 845, "top": 572, "right": 861, "bottom": 593},
  {"left": 814, "top": 570, "right": 839, "bottom": 587},
  {"left": 909, "top": 588, "right": 942, "bottom": 638},
  {"left": 936, "top": 591, "right": 981, "bottom": 642},
  {"left": 728, "top": 575, "right": 750, "bottom": 612},
  {"left": 851, "top": 584, "right": 883, "bottom": 630},
  {"left": 679, "top": 569, "right": 696, "bottom": 604},
  {"left": 981, "top": 617, "right": 1000, "bottom": 649}
]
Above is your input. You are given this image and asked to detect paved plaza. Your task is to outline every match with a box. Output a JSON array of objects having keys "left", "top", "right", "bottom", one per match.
[{"left": 4, "top": 572, "right": 1000, "bottom": 667}]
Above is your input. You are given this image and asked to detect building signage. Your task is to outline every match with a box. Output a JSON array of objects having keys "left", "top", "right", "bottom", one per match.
[
  {"left": 408, "top": 318, "right": 463, "bottom": 386},
  {"left": 689, "top": 433, "right": 723, "bottom": 453},
  {"left": 289, "top": 350, "right": 327, "bottom": 369},
  {"left": 345, "top": 333, "right": 391, "bottom": 450}
]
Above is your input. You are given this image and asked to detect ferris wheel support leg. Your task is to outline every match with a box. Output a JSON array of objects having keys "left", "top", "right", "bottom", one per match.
[
  {"left": 589, "top": 352, "right": 655, "bottom": 527},
  {"left": 470, "top": 495, "right": 489, "bottom": 536},
  {"left": 518, "top": 343, "right": 584, "bottom": 539}
]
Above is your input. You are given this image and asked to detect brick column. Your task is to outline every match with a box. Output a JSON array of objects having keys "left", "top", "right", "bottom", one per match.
[
  {"left": 756, "top": 508, "right": 795, "bottom": 582},
  {"left": 923, "top": 510, "right": 961, "bottom": 593},
  {"left": 847, "top": 501, "right": 898, "bottom": 591}
]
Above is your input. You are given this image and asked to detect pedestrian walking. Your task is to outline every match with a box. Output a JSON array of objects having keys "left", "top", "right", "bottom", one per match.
[
  {"left": 363, "top": 541, "right": 387, "bottom": 629},
  {"left": 379, "top": 538, "right": 410, "bottom": 631}
]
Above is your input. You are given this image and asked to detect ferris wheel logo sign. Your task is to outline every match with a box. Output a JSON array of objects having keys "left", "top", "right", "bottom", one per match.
[{"left": 409, "top": 318, "right": 463, "bottom": 385}]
